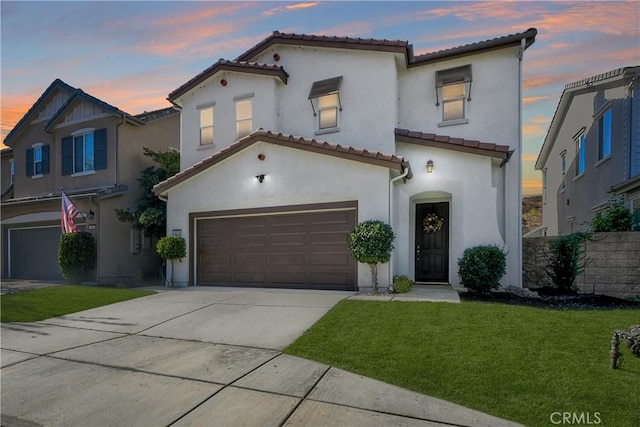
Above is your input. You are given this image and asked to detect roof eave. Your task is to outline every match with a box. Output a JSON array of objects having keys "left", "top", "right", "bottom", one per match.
[{"left": 168, "top": 62, "right": 288, "bottom": 103}]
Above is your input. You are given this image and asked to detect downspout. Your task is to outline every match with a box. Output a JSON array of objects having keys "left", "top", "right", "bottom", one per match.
[
  {"left": 389, "top": 166, "right": 409, "bottom": 288},
  {"left": 514, "top": 37, "right": 526, "bottom": 287},
  {"left": 115, "top": 113, "right": 126, "bottom": 185}
]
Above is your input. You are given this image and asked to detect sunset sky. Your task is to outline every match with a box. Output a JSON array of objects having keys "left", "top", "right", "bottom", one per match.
[{"left": 2, "top": 1, "right": 639, "bottom": 195}]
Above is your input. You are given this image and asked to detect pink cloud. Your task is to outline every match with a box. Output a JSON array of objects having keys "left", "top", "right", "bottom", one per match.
[
  {"left": 263, "top": 2, "right": 319, "bottom": 16},
  {"left": 523, "top": 95, "right": 555, "bottom": 104}
]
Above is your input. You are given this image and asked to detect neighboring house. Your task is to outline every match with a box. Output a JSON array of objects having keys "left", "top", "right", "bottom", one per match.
[
  {"left": 154, "top": 29, "right": 537, "bottom": 291},
  {"left": 1, "top": 79, "right": 179, "bottom": 282},
  {"left": 1, "top": 147, "right": 15, "bottom": 200},
  {"left": 535, "top": 66, "right": 640, "bottom": 236}
]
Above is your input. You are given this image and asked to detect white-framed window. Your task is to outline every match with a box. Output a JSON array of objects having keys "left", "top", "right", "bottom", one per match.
[
  {"left": 442, "top": 83, "right": 466, "bottom": 121},
  {"left": 598, "top": 108, "right": 611, "bottom": 160},
  {"left": 199, "top": 107, "right": 214, "bottom": 145},
  {"left": 26, "top": 142, "right": 49, "bottom": 177},
  {"left": 318, "top": 93, "right": 339, "bottom": 129},
  {"left": 436, "top": 65, "right": 472, "bottom": 124},
  {"left": 560, "top": 150, "right": 566, "bottom": 175},
  {"left": 73, "top": 131, "right": 95, "bottom": 173},
  {"left": 308, "top": 76, "right": 343, "bottom": 132},
  {"left": 9, "top": 158, "right": 14, "bottom": 183},
  {"left": 575, "top": 132, "right": 585, "bottom": 176},
  {"left": 33, "top": 146, "right": 44, "bottom": 175},
  {"left": 62, "top": 128, "right": 106, "bottom": 176},
  {"left": 236, "top": 98, "right": 252, "bottom": 139}
]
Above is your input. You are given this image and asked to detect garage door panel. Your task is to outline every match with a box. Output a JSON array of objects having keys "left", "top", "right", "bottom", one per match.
[
  {"left": 196, "top": 207, "right": 356, "bottom": 290},
  {"left": 268, "top": 253, "right": 306, "bottom": 265},
  {"left": 309, "top": 254, "right": 351, "bottom": 266},
  {"left": 9, "top": 226, "right": 64, "bottom": 280}
]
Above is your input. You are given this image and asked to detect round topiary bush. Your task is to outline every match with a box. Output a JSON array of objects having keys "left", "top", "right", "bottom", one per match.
[
  {"left": 392, "top": 275, "right": 414, "bottom": 294},
  {"left": 58, "top": 231, "right": 96, "bottom": 284},
  {"left": 348, "top": 220, "right": 395, "bottom": 293},
  {"left": 458, "top": 245, "right": 506, "bottom": 293},
  {"left": 156, "top": 236, "right": 186, "bottom": 286}
]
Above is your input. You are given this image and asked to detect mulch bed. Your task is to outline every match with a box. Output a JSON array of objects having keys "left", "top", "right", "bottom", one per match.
[{"left": 460, "top": 290, "right": 640, "bottom": 310}]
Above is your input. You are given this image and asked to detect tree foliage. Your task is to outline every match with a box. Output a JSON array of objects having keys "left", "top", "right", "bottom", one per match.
[
  {"left": 58, "top": 232, "right": 96, "bottom": 284},
  {"left": 115, "top": 148, "right": 179, "bottom": 238},
  {"left": 546, "top": 232, "right": 589, "bottom": 293},
  {"left": 348, "top": 220, "right": 395, "bottom": 293},
  {"left": 590, "top": 199, "right": 632, "bottom": 232}
]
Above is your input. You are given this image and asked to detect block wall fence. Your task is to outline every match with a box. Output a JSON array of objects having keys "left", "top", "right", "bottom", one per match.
[{"left": 523, "top": 232, "right": 640, "bottom": 299}]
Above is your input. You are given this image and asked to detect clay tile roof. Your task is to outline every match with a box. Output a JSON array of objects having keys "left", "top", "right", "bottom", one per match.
[
  {"left": 394, "top": 128, "right": 511, "bottom": 160},
  {"left": 236, "top": 31, "right": 409, "bottom": 62},
  {"left": 411, "top": 28, "right": 537, "bottom": 65},
  {"left": 154, "top": 129, "right": 409, "bottom": 195},
  {"left": 168, "top": 60, "right": 289, "bottom": 102}
]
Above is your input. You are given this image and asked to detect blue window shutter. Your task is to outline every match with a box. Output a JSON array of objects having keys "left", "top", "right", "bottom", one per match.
[
  {"left": 94, "top": 128, "right": 107, "bottom": 170},
  {"left": 42, "top": 145, "right": 50, "bottom": 174},
  {"left": 62, "top": 136, "right": 73, "bottom": 175},
  {"left": 26, "top": 148, "right": 34, "bottom": 177}
]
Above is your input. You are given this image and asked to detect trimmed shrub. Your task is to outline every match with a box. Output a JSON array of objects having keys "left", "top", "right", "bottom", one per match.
[
  {"left": 392, "top": 275, "right": 414, "bottom": 294},
  {"left": 458, "top": 245, "right": 506, "bottom": 293},
  {"left": 547, "top": 232, "right": 589, "bottom": 293},
  {"left": 58, "top": 232, "right": 96, "bottom": 284},
  {"left": 156, "top": 236, "right": 186, "bottom": 286},
  {"left": 348, "top": 220, "right": 395, "bottom": 293}
]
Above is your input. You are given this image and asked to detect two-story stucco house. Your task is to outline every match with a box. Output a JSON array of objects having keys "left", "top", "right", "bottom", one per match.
[
  {"left": 154, "top": 29, "right": 537, "bottom": 291},
  {"left": 535, "top": 66, "right": 640, "bottom": 236},
  {"left": 1, "top": 79, "right": 179, "bottom": 282}
]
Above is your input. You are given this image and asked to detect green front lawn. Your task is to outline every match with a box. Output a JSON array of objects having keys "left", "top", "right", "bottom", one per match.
[
  {"left": 285, "top": 300, "right": 640, "bottom": 427},
  {"left": 1, "top": 286, "right": 155, "bottom": 322}
]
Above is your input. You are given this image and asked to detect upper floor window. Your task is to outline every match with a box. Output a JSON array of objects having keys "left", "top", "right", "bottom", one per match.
[
  {"left": 308, "top": 76, "right": 343, "bottom": 132},
  {"left": 560, "top": 150, "right": 566, "bottom": 175},
  {"left": 26, "top": 143, "right": 49, "bottom": 177},
  {"left": 62, "top": 128, "right": 107, "bottom": 176},
  {"left": 235, "top": 98, "right": 252, "bottom": 139},
  {"left": 9, "top": 158, "right": 14, "bottom": 183},
  {"left": 436, "top": 65, "right": 472, "bottom": 125},
  {"left": 575, "top": 132, "right": 585, "bottom": 176},
  {"left": 199, "top": 106, "right": 214, "bottom": 145},
  {"left": 318, "top": 94, "right": 339, "bottom": 129},
  {"left": 598, "top": 108, "right": 611, "bottom": 160}
]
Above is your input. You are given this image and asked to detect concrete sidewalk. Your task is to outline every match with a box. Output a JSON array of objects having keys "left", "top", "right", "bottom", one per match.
[{"left": 1, "top": 287, "right": 518, "bottom": 427}]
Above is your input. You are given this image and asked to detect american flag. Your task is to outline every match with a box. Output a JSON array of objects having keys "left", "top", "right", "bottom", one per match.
[{"left": 61, "top": 191, "right": 79, "bottom": 234}]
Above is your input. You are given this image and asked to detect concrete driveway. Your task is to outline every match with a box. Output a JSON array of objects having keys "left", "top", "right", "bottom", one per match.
[{"left": 1, "top": 287, "right": 519, "bottom": 427}]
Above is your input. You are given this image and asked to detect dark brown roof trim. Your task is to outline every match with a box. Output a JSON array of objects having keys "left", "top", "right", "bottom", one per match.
[
  {"left": 4, "top": 79, "right": 76, "bottom": 146},
  {"left": 135, "top": 107, "right": 179, "bottom": 122},
  {"left": 154, "top": 129, "right": 408, "bottom": 195},
  {"left": 410, "top": 28, "right": 537, "bottom": 66},
  {"left": 168, "top": 60, "right": 289, "bottom": 102},
  {"left": 235, "top": 29, "right": 536, "bottom": 68},
  {"left": 43, "top": 89, "right": 144, "bottom": 131},
  {"left": 237, "top": 31, "right": 409, "bottom": 62},
  {"left": 395, "top": 128, "right": 509, "bottom": 160}
]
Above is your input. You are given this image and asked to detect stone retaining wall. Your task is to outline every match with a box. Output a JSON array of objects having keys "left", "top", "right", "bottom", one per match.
[{"left": 523, "top": 232, "right": 640, "bottom": 299}]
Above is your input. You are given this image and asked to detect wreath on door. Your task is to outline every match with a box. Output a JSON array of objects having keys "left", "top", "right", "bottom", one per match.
[{"left": 423, "top": 212, "right": 444, "bottom": 233}]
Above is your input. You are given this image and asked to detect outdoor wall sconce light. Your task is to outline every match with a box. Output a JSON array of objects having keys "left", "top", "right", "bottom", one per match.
[
  {"left": 256, "top": 174, "right": 266, "bottom": 183},
  {"left": 426, "top": 159, "right": 434, "bottom": 173},
  {"left": 220, "top": 79, "right": 228, "bottom": 87},
  {"left": 88, "top": 209, "right": 95, "bottom": 219},
  {"left": 273, "top": 53, "right": 280, "bottom": 62}
]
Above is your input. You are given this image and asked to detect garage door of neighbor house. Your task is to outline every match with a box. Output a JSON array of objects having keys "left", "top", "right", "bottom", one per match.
[
  {"left": 9, "top": 225, "right": 64, "bottom": 280},
  {"left": 196, "top": 207, "right": 357, "bottom": 290}
]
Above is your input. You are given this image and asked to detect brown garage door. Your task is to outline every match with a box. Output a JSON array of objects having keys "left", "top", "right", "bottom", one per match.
[{"left": 196, "top": 208, "right": 356, "bottom": 290}]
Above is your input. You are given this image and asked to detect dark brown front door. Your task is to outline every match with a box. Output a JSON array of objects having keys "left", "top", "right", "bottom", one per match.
[{"left": 415, "top": 202, "right": 449, "bottom": 282}]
